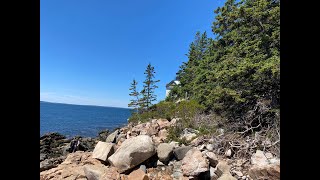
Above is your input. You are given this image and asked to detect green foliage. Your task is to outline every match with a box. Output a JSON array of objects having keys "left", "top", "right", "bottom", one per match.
[
  {"left": 140, "top": 63, "right": 160, "bottom": 110},
  {"left": 128, "top": 79, "right": 140, "bottom": 113},
  {"left": 166, "top": 125, "right": 190, "bottom": 145},
  {"left": 175, "top": 100, "right": 205, "bottom": 128},
  {"left": 169, "top": 0, "right": 280, "bottom": 128},
  {"left": 154, "top": 101, "right": 176, "bottom": 120},
  {"left": 128, "top": 111, "right": 158, "bottom": 124},
  {"left": 166, "top": 126, "right": 182, "bottom": 143}
]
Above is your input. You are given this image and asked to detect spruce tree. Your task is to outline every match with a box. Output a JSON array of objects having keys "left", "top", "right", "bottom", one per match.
[
  {"left": 128, "top": 79, "right": 140, "bottom": 113},
  {"left": 140, "top": 63, "right": 160, "bottom": 110}
]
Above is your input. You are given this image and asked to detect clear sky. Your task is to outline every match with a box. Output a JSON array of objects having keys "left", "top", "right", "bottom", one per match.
[{"left": 40, "top": 0, "right": 224, "bottom": 108}]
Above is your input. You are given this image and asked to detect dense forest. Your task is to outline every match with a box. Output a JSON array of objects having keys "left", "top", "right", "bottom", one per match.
[{"left": 128, "top": 0, "right": 279, "bottom": 156}]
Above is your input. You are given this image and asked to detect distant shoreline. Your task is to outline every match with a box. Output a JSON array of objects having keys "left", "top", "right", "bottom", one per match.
[{"left": 40, "top": 101, "right": 132, "bottom": 110}]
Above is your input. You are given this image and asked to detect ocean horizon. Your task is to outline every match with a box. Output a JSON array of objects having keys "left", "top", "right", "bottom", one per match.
[{"left": 40, "top": 101, "right": 132, "bottom": 138}]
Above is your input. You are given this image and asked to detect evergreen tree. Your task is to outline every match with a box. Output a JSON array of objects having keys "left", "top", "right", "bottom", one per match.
[
  {"left": 140, "top": 63, "right": 160, "bottom": 110},
  {"left": 128, "top": 79, "right": 140, "bottom": 113},
  {"left": 169, "top": 0, "right": 280, "bottom": 125}
]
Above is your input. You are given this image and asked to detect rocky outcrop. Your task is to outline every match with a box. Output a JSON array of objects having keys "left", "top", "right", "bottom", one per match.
[
  {"left": 108, "top": 135, "right": 156, "bottom": 173},
  {"left": 40, "top": 132, "right": 98, "bottom": 172},
  {"left": 40, "top": 151, "right": 104, "bottom": 180},
  {"left": 40, "top": 118, "right": 280, "bottom": 180},
  {"left": 181, "top": 148, "right": 209, "bottom": 176},
  {"left": 40, "top": 132, "right": 69, "bottom": 159}
]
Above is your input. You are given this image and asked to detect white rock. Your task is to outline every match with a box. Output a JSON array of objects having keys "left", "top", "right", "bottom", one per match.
[
  {"left": 251, "top": 150, "right": 269, "bottom": 166},
  {"left": 225, "top": 149, "right": 232, "bottom": 157},
  {"left": 206, "top": 144, "right": 214, "bottom": 151}
]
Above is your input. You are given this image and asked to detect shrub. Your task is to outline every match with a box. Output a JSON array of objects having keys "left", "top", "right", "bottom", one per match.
[
  {"left": 175, "top": 100, "right": 205, "bottom": 128},
  {"left": 128, "top": 111, "right": 157, "bottom": 124},
  {"left": 166, "top": 125, "right": 182, "bottom": 143},
  {"left": 154, "top": 101, "right": 176, "bottom": 120}
]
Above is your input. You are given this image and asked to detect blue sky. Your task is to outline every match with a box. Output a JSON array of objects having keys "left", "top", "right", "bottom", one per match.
[{"left": 40, "top": 0, "right": 224, "bottom": 108}]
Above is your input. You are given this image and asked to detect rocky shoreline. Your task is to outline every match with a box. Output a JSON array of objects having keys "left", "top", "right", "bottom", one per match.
[{"left": 40, "top": 118, "right": 280, "bottom": 180}]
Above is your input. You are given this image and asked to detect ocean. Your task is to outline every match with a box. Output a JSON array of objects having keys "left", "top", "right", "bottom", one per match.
[{"left": 40, "top": 101, "right": 131, "bottom": 138}]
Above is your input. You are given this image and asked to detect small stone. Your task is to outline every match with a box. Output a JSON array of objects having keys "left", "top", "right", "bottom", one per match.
[
  {"left": 199, "top": 144, "right": 205, "bottom": 150},
  {"left": 206, "top": 144, "right": 214, "bottom": 151},
  {"left": 225, "top": 149, "right": 232, "bottom": 157},
  {"left": 161, "top": 167, "right": 165, "bottom": 171},
  {"left": 106, "top": 130, "right": 119, "bottom": 143},
  {"left": 156, "top": 160, "right": 165, "bottom": 166},
  {"left": 140, "top": 165, "right": 147, "bottom": 173},
  {"left": 233, "top": 170, "right": 243, "bottom": 177},
  {"left": 169, "top": 141, "right": 179, "bottom": 148},
  {"left": 202, "top": 150, "right": 208, "bottom": 155},
  {"left": 206, "top": 152, "right": 219, "bottom": 167},
  {"left": 128, "top": 169, "right": 149, "bottom": 180},
  {"left": 210, "top": 166, "right": 219, "bottom": 179},
  {"left": 265, "top": 152, "right": 273, "bottom": 159},
  {"left": 242, "top": 176, "right": 246, "bottom": 179}
]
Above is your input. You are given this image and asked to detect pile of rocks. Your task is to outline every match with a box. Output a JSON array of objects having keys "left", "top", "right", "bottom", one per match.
[
  {"left": 40, "top": 132, "right": 98, "bottom": 172},
  {"left": 40, "top": 118, "right": 280, "bottom": 179}
]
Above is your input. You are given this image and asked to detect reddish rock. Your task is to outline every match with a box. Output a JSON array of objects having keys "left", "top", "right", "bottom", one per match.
[
  {"left": 248, "top": 163, "right": 280, "bottom": 180},
  {"left": 181, "top": 148, "right": 209, "bottom": 176},
  {"left": 128, "top": 169, "right": 149, "bottom": 180},
  {"left": 40, "top": 151, "right": 110, "bottom": 180}
]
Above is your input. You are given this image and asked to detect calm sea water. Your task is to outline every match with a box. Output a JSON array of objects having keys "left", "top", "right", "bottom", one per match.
[{"left": 40, "top": 101, "right": 131, "bottom": 138}]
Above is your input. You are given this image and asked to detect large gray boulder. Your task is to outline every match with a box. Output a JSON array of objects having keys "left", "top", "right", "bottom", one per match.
[
  {"left": 157, "top": 143, "right": 174, "bottom": 163},
  {"left": 173, "top": 146, "right": 192, "bottom": 160},
  {"left": 108, "top": 135, "right": 156, "bottom": 173},
  {"left": 92, "top": 141, "right": 114, "bottom": 162},
  {"left": 181, "top": 148, "right": 209, "bottom": 176}
]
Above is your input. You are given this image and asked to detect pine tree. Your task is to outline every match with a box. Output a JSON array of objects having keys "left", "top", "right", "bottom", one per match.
[
  {"left": 128, "top": 79, "right": 140, "bottom": 113},
  {"left": 140, "top": 63, "right": 160, "bottom": 110}
]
